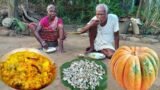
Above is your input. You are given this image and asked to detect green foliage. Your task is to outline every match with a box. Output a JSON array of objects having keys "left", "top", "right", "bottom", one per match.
[
  {"left": 11, "top": 18, "right": 27, "bottom": 34},
  {"left": 0, "top": 0, "right": 7, "bottom": 5},
  {"left": 19, "top": 0, "right": 138, "bottom": 24},
  {"left": 99, "top": 0, "right": 107, "bottom": 3},
  {"left": 107, "top": 1, "right": 124, "bottom": 16},
  {"left": 140, "top": 0, "right": 160, "bottom": 34},
  {"left": 144, "top": 28, "right": 155, "bottom": 35},
  {"left": 105, "top": 0, "right": 137, "bottom": 17},
  {"left": 3, "top": 0, "right": 160, "bottom": 34},
  {"left": 56, "top": 0, "right": 97, "bottom": 24},
  {"left": 55, "top": 0, "right": 138, "bottom": 24}
]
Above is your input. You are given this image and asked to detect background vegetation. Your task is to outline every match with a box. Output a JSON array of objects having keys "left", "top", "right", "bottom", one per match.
[{"left": 0, "top": 0, "right": 160, "bottom": 34}]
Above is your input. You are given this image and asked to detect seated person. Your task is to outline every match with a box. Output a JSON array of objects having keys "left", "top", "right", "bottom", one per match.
[
  {"left": 78, "top": 4, "right": 119, "bottom": 58},
  {"left": 28, "top": 4, "right": 66, "bottom": 53}
]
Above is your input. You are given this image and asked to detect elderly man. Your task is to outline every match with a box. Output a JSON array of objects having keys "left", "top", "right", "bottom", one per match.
[
  {"left": 79, "top": 4, "right": 119, "bottom": 58},
  {"left": 28, "top": 4, "right": 65, "bottom": 53}
]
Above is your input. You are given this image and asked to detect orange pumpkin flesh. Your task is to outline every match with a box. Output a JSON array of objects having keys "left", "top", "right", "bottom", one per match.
[
  {"left": 110, "top": 46, "right": 159, "bottom": 90},
  {"left": 0, "top": 48, "right": 57, "bottom": 90}
]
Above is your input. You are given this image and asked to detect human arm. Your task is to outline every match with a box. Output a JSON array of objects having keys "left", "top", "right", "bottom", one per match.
[
  {"left": 114, "top": 31, "right": 119, "bottom": 50},
  {"left": 79, "top": 19, "right": 100, "bottom": 34},
  {"left": 57, "top": 24, "right": 65, "bottom": 53},
  {"left": 113, "top": 14, "right": 119, "bottom": 50},
  {"left": 34, "top": 24, "right": 48, "bottom": 49}
]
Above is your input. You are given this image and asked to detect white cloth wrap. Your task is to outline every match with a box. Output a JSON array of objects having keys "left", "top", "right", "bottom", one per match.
[{"left": 88, "top": 14, "right": 119, "bottom": 51}]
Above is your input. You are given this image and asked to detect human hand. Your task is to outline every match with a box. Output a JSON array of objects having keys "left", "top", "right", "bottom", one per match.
[
  {"left": 90, "top": 19, "right": 100, "bottom": 26},
  {"left": 85, "top": 47, "right": 94, "bottom": 54},
  {"left": 41, "top": 41, "right": 48, "bottom": 49}
]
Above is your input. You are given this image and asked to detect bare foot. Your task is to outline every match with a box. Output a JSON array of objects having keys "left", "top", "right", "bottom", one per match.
[{"left": 85, "top": 48, "right": 94, "bottom": 54}]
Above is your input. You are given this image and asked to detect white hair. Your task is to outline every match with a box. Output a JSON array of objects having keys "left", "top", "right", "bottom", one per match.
[
  {"left": 96, "top": 4, "right": 108, "bottom": 13},
  {"left": 47, "top": 4, "right": 55, "bottom": 12}
]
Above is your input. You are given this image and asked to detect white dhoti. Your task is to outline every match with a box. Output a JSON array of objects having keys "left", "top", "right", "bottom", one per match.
[
  {"left": 94, "top": 35, "right": 115, "bottom": 51},
  {"left": 89, "top": 14, "right": 119, "bottom": 51}
]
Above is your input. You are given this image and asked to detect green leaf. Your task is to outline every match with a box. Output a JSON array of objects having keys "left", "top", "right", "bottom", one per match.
[
  {"left": 60, "top": 57, "right": 107, "bottom": 90},
  {"left": 16, "top": 20, "right": 26, "bottom": 31},
  {"left": 98, "top": 0, "right": 106, "bottom": 3},
  {"left": 13, "top": 18, "right": 27, "bottom": 31}
]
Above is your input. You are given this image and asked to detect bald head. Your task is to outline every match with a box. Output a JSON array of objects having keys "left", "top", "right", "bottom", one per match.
[
  {"left": 95, "top": 4, "right": 108, "bottom": 25},
  {"left": 96, "top": 4, "right": 108, "bottom": 14}
]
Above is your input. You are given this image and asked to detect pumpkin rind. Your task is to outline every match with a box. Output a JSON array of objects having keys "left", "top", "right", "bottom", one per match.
[
  {"left": 114, "top": 54, "right": 130, "bottom": 88},
  {"left": 110, "top": 46, "right": 159, "bottom": 90}
]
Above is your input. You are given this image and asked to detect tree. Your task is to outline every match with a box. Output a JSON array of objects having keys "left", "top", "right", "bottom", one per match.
[
  {"left": 136, "top": 0, "right": 142, "bottom": 18},
  {"left": 8, "top": 0, "right": 19, "bottom": 18}
]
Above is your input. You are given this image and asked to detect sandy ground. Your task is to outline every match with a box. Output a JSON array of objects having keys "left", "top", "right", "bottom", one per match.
[{"left": 0, "top": 32, "right": 160, "bottom": 90}]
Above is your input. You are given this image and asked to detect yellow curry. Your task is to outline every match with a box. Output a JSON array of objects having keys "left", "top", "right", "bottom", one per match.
[{"left": 0, "top": 50, "right": 56, "bottom": 90}]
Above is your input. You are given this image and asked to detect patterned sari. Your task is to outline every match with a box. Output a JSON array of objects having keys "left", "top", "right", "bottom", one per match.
[
  {"left": 39, "top": 16, "right": 60, "bottom": 42},
  {"left": 28, "top": 16, "right": 64, "bottom": 47}
]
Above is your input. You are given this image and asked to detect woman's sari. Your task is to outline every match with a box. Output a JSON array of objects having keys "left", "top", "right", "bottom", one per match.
[{"left": 39, "top": 16, "right": 63, "bottom": 42}]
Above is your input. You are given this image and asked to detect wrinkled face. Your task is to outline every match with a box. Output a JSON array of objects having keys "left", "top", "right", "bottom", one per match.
[
  {"left": 48, "top": 7, "right": 56, "bottom": 18},
  {"left": 96, "top": 7, "right": 107, "bottom": 24}
]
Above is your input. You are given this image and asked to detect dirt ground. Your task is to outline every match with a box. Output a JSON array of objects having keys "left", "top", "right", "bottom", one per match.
[{"left": 0, "top": 29, "right": 160, "bottom": 90}]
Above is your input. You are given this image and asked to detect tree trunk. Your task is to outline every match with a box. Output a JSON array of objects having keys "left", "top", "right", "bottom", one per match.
[
  {"left": 8, "top": 0, "right": 18, "bottom": 18},
  {"left": 25, "top": 0, "right": 29, "bottom": 11},
  {"left": 136, "top": 0, "right": 143, "bottom": 18},
  {"left": 21, "top": 5, "right": 38, "bottom": 23}
]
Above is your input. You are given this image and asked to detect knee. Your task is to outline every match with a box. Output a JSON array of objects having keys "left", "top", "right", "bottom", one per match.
[
  {"left": 101, "top": 49, "right": 115, "bottom": 59},
  {"left": 106, "top": 54, "right": 113, "bottom": 59},
  {"left": 89, "top": 25, "right": 97, "bottom": 30},
  {"left": 28, "top": 23, "right": 37, "bottom": 32}
]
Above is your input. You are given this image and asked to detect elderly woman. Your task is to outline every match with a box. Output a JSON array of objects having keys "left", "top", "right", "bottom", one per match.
[
  {"left": 28, "top": 4, "right": 65, "bottom": 53},
  {"left": 79, "top": 4, "right": 119, "bottom": 58}
]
